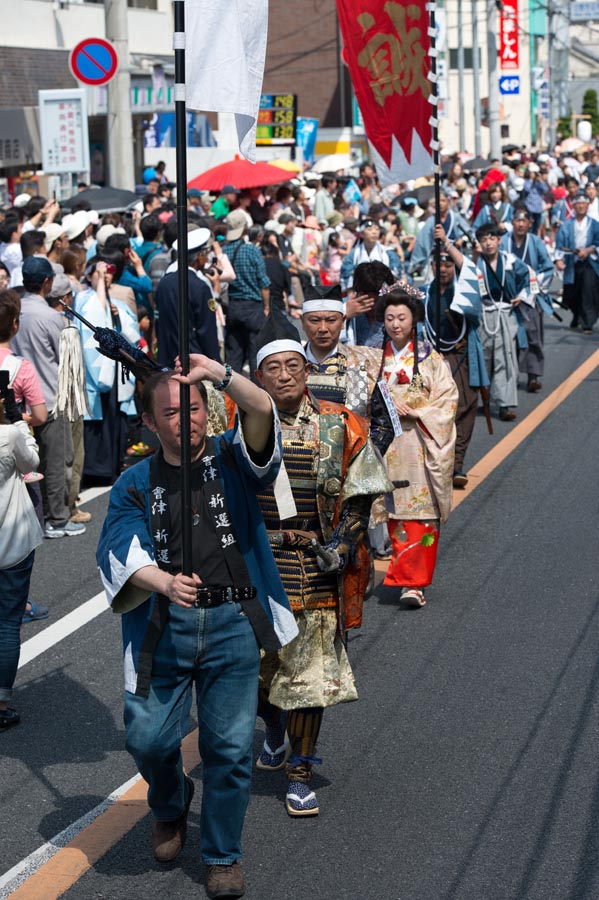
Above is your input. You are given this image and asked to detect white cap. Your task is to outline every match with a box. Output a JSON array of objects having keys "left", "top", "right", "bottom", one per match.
[
  {"left": 62, "top": 210, "right": 90, "bottom": 241},
  {"left": 42, "top": 223, "right": 66, "bottom": 252},
  {"left": 13, "top": 193, "right": 31, "bottom": 209},
  {"left": 172, "top": 227, "right": 211, "bottom": 253},
  {"left": 95, "top": 224, "right": 126, "bottom": 247}
]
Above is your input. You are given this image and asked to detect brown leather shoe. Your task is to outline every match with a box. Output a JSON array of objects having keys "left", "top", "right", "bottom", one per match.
[
  {"left": 151, "top": 775, "right": 194, "bottom": 863},
  {"left": 499, "top": 408, "right": 517, "bottom": 421},
  {"left": 204, "top": 861, "right": 246, "bottom": 898},
  {"left": 527, "top": 379, "right": 542, "bottom": 393}
]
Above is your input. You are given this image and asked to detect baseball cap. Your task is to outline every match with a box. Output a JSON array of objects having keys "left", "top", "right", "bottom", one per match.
[
  {"left": 221, "top": 185, "right": 240, "bottom": 195},
  {"left": 46, "top": 273, "right": 73, "bottom": 300},
  {"left": 22, "top": 256, "right": 55, "bottom": 284}
]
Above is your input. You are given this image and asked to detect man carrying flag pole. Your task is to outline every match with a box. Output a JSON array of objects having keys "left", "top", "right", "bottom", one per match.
[{"left": 96, "top": 4, "right": 295, "bottom": 899}]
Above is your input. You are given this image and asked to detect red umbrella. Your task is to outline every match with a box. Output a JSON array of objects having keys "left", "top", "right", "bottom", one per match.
[{"left": 188, "top": 158, "right": 290, "bottom": 192}]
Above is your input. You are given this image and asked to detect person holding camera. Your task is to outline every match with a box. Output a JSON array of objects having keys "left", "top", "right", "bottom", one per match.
[
  {"left": 73, "top": 258, "right": 140, "bottom": 483},
  {"left": 97, "top": 361, "right": 297, "bottom": 898},
  {"left": 0, "top": 372, "right": 44, "bottom": 728}
]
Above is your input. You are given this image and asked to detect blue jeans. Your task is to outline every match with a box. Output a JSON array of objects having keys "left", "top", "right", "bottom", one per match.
[
  {"left": 124, "top": 600, "right": 260, "bottom": 865},
  {"left": 0, "top": 551, "right": 35, "bottom": 702}
]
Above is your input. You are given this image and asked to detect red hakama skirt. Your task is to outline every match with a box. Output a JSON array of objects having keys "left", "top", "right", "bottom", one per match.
[{"left": 383, "top": 519, "right": 440, "bottom": 588}]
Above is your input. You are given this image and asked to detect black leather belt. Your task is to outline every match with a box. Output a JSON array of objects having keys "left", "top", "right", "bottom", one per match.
[{"left": 192, "top": 585, "right": 256, "bottom": 608}]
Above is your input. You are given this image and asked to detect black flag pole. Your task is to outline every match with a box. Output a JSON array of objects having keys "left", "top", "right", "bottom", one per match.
[
  {"left": 428, "top": 0, "right": 442, "bottom": 352},
  {"left": 173, "top": 0, "right": 193, "bottom": 576}
]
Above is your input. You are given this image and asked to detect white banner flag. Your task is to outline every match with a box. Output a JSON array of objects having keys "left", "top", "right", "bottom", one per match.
[{"left": 185, "top": 0, "right": 268, "bottom": 163}]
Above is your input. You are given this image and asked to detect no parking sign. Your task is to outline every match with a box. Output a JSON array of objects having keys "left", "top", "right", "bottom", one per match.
[{"left": 69, "top": 38, "right": 118, "bottom": 87}]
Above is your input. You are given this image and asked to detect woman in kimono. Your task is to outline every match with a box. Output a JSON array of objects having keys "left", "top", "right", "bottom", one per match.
[{"left": 377, "top": 283, "right": 458, "bottom": 608}]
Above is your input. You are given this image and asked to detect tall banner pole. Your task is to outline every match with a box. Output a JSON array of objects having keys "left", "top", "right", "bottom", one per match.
[
  {"left": 173, "top": 0, "right": 192, "bottom": 576},
  {"left": 427, "top": 0, "right": 442, "bottom": 353}
]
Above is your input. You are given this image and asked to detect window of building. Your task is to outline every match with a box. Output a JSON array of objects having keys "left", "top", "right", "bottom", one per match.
[
  {"left": 448, "top": 48, "right": 481, "bottom": 70},
  {"left": 84, "top": 0, "right": 158, "bottom": 6}
]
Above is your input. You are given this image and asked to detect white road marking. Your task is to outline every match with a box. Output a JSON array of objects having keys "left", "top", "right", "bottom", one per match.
[
  {"left": 18, "top": 592, "right": 109, "bottom": 669},
  {"left": 78, "top": 485, "right": 111, "bottom": 505},
  {"left": 0, "top": 773, "right": 142, "bottom": 898}
]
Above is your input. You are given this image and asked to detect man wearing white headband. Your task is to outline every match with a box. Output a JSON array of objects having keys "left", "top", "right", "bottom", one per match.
[
  {"left": 253, "top": 310, "right": 391, "bottom": 819},
  {"left": 301, "top": 284, "right": 383, "bottom": 421}
]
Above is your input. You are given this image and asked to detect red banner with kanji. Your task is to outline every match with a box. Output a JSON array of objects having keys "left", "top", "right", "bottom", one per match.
[
  {"left": 499, "top": 0, "right": 519, "bottom": 71},
  {"left": 336, "top": 0, "right": 433, "bottom": 184}
]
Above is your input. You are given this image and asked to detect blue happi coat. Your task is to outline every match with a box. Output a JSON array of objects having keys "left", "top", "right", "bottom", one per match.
[
  {"left": 555, "top": 216, "right": 599, "bottom": 285},
  {"left": 476, "top": 251, "right": 531, "bottom": 350},
  {"left": 422, "top": 255, "right": 490, "bottom": 388},
  {"left": 97, "top": 410, "right": 298, "bottom": 694},
  {"left": 500, "top": 231, "right": 555, "bottom": 316}
]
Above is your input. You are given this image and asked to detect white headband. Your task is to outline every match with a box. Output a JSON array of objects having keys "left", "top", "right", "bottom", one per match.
[
  {"left": 256, "top": 340, "right": 307, "bottom": 369},
  {"left": 301, "top": 299, "right": 345, "bottom": 315}
]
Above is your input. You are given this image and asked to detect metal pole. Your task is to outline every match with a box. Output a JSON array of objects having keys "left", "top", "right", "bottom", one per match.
[
  {"left": 173, "top": 0, "right": 192, "bottom": 577},
  {"left": 472, "top": 0, "right": 482, "bottom": 155},
  {"left": 337, "top": 20, "right": 347, "bottom": 127},
  {"left": 486, "top": 0, "right": 502, "bottom": 159},
  {"left": 547, "top": 0, "right": 555, "bottom": 149},
  {"left": 429, "top": 0, "right": 442, "bottom": 352},
  {"left": 105, "top": 0, "right": 135, "bottom": 189},
  {"left": 457, "top": 0, "right": 466, "bottom": 151}
]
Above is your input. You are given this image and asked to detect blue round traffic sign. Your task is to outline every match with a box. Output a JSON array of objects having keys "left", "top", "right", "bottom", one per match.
[{"left": 69, "top": 38, "right": 118, "bottom": 86}]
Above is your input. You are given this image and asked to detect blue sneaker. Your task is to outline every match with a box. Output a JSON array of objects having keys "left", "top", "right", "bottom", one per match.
[
  {"left": 45, "top": 520, "right": 86, "bottom": 538},
  {"left": 63, "top": 520, "right": 86, "bottom": 537},
  {"left": 256, "top": 721, "right": 290, "bottom": 771}
]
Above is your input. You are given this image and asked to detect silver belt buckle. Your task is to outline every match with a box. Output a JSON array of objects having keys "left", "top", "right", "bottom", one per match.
[{"left": 226, "top": 586, "right": 233, "bottom": 602}]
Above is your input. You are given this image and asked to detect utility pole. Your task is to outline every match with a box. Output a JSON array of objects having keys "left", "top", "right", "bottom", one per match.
[
  {"left": 472, "top": 0, "right": 482, "bottom": 155},
  {"left": 486, "top": 0, "right": 502, "bottom": 158},
  {"left": 547, "top": 0, "right": 556, "bottom": 149},
  {"left": 457, "top": 0, "right": 466, "bottom": 151},
  {"left": 105, "top": 0, "right": 135, "bottom": 189}
]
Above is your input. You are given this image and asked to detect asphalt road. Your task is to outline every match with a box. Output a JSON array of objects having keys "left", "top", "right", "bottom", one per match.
[{"left": 2, "top": 319, "right": 599, "bottom": 900}]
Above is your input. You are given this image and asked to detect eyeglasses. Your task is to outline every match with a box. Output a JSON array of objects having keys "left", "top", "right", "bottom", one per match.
[{"left": 262, "top": 360, "right": 305, "bottom": 377}]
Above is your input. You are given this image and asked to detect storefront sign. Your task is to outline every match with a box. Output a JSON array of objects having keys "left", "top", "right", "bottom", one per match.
[{"left": 500, "top": 0, "right": 520, "bottom": 71}]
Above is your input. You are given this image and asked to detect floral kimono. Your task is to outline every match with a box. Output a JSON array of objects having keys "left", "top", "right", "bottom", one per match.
[{"left": 381, "top": 340, "right": 458, "bottom": 588}]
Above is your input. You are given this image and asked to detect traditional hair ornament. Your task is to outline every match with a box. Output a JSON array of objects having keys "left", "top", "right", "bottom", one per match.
[
  {"left": 377, "top": 281, "right": 427, "bottom": 407},
  {"left": 378, "top": 280, "right": 425, "bottom": 301}
]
